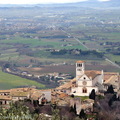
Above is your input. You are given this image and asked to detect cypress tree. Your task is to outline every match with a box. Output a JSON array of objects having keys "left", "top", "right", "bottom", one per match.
[
  {"left": 70, "top": 104, "right": 76, "bottom": 114},
  {"left": 107, "top": 85, "right": 114, "bottom": 94},
  {"left": 79, "top": 109, "right": 86, "bottom": 119},
  {"left": 73, "top": 104, "right": 76, "bottom": 115},
  {"left": 89, "top": 89, "right": 96, "bottom": 100},
  {"left": 108, "top": 98, "right": 113, "bottom": 107}
]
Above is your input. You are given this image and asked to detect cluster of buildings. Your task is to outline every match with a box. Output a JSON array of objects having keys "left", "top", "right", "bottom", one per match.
[
  {"left": 0, "top": 87, "right": 51, "bottom": 108},
  {"left": 56, "top": 61, "right": 120, "bottom": 97},
  {"left": 5, "top": 67, "right": 73, "bottom": 86},
  {"left": 0, "top": 60, "right": 120, "bottom": 112}
]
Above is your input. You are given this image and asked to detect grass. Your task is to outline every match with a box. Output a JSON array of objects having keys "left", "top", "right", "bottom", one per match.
[
  {"left": 0, "top": 35, "right": 87, "bottom": 50},
  {"left": 106, "top": 54, "right": 120, "bottom": 62},
  {"left": 62, "top": 45, "right": 87, "bottom": 50},
  {"left": 96, "top": 32, "right": 120, "bottom": 42},
  {"left": 0, "top": 37, "right": 51, "bottom": 47},
  {"left": 75, "top": 96, "right": 89, "bottom": 101},
  {"left": 0, "top": 68, "right": 45, "bottom": 90}
]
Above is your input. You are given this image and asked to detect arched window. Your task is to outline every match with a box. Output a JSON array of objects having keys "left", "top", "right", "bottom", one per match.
[
  {"left": 82, "top": 87, "right": 87, "bottom": 93},
  {"left": 77, "top": 63, "right": 82, "bottom": 67},
  {"left": 0, "top": 101, "right": 2, "bottom": 105},
  {"left": 5, "top": 101, "right": 7, "bottom": 105}
]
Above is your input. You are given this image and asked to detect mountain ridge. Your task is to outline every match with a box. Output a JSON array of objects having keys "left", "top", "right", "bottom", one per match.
[{"left": 0, "top": 0, "right": 119, "bottom": 8}]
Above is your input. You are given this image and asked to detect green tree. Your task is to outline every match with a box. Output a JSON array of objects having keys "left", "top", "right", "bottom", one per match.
[
  {"left": 0, "top": 101, "right": 34, "bottom": 120},
  {"left": 52, "top": 109, "right": 60, "bottom": 120}
]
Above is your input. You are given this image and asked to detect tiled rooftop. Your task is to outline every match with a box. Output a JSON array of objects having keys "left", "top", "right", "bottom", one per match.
[
  {"left": 0, "top": 95, "right": 12, "bottom": 100},
  {"left": 11, "top": 92, "right": 29, "bottom": 97},
  {"left": 85, "top": 70, "right": 101, "bottom": 79},
  {"left": 56, "top": 71, "right": 119, "bottom": 90},
  {"left": 76, "top": 60, "right": 85, "bottom": 63},
  {"left": 0, "top": 90, "right": 11, "bottom": 93}
]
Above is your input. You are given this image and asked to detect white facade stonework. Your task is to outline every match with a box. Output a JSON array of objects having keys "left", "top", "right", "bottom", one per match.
[{"left": 71, "top": 61, "right": 103, "bottom": 96}]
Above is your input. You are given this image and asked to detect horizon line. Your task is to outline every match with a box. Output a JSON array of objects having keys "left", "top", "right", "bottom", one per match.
[{"left": 0, "top": 0, "right": 111, "bottom": 5}]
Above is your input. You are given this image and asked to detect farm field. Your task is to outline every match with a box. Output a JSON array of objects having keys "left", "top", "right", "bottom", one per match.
[
  {"left": 0, "top": 68, "right": 45, "bottom": 90},
  {"left": 106, "top": 54, "right": 120, "bottom": 63},
  {"left": 0, "top": 7, "right": 120, "bottom": 65},
  {"left": 18, "top": 60, "right": 120, "bottom": 77}
]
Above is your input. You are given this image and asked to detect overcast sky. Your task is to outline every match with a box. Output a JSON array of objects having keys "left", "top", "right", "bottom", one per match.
[{"left": 0, "top": 0, "right": 111, "bottom": 4}]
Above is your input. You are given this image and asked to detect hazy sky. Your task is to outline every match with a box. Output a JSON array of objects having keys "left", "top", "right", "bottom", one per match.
[{"left": 0, "top": 0, "right": 111, "bottom": 4}]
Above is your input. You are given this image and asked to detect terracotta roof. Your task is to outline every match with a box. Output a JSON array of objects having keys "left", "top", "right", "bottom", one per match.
[
  {"left": 0, "top": 88, "right": 52, "bottom": 101},
  {"left": 56, "top": 78, "right": 76, "bottom": 90},
  {"left": 11, "top": 92, "right": 29, "bottom": 97},
  {"left": 76, "top": 61, "right": 85, "bottom": 63},
  {"left": 10, "top": 87, "right": 36, "bottom": 92},
  {"left": 52, "top": 91, "right": 70, "bottom": 106},
  {"left": 0, "top": 90, "right": 11, "bottom": 93},
  {"left": 0, "top": 95, "right": 12, "bottom": 100},
  {"left": 104, "top": 73, "right": 119, "bottom": 88},
  {"left": 85, "top": 70, "right": 101, "bottom": 79},
  {"left": 104, "top": 72, "right": 119, "bottom": 82},
  {"left": 52, "top": 90, "right": 68, "bottom": 98},
  {"left": 56, "top": 70, "right": 102, "bottom": 90},
  {"left": 30, "top": 90, "right": 43, "bottom": 100},
  {"left": 59, "top": 93, "right": 68, "bottom": 98},
  {"left": 86, "top": 70, "right": 101, "bottom": 74},
  {"left": 39, "top": 89, "right": 52, "bottom": 92},
  {"left": 104, "top": 72, "right": 119, "bottom": 75}
]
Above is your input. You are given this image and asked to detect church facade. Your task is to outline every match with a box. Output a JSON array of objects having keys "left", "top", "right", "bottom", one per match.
[{"left": 71, "top": 61, "right": 104, "bottom": 96}]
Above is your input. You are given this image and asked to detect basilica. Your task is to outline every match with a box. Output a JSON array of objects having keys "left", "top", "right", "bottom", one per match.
[
  {"left": 71, "top": 61, "right": 104, "bottom": 96},
  {"left": 56, "top": 61, "right": 104, "bottom": 96},
  {"left": 56, "top": 60, "right": 119, "bottom": 96}
]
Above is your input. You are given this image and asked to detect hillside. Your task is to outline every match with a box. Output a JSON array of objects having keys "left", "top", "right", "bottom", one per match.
[{"left": 72, "top": 0, "right": 120, "bottom": 8}]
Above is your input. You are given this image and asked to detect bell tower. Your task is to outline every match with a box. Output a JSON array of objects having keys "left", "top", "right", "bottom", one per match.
[{"left": 76, "top": 61, "right": 85, "bottom": 80}]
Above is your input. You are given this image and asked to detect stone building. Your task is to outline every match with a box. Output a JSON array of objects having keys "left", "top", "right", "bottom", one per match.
[
  {"left": 0, "top": 87, "right": 51, "bottom": 107},
  {"left": 71, "top": 61, "right": 104, "bottom": 96}
]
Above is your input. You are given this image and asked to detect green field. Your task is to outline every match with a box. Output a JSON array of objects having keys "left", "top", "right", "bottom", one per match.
[
  {"left": 0, "top": 36, "right": 86, "bottom": 50},
  {"left": 0, "top": 68, "right": 45, "bottom": 90},
  {"left": 106, "top": 54, "right": 120, "bottom": 62}
]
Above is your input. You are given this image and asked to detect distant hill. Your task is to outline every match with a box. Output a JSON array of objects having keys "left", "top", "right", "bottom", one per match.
[
  {"left": 0, "top": 0, "right": 120, "bottom": 8},
  {"left": 72, "top": 0, "right": 120, "bottom": 8}
]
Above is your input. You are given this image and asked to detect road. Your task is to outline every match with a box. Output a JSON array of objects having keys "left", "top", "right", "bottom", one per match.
[
  {"left": 105, "top": 58, "right": 120, "bottom": 69},
  {"left": 61, "top": 29, "right": 120, "bottom": 69},
  {"left": 61, "top": 29, "right": 89, "bottom": 50}
]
